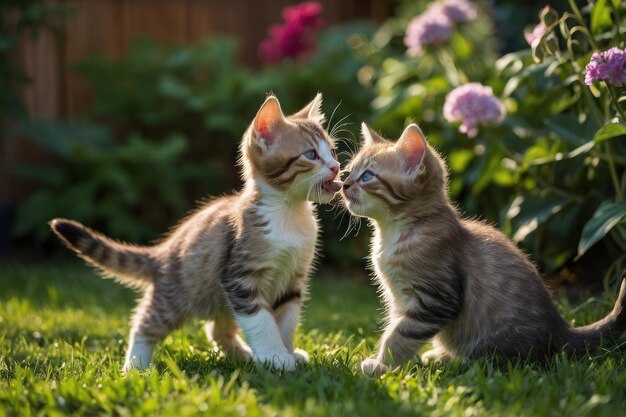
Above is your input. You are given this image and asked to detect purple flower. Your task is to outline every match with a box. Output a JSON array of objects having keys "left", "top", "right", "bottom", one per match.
[
  {"left": 438, "top": 0, "right": 477, "bottom": 23},
  {"left": 404, "top": 0, "right": 477, "bottom": 56},
  {"left": 443, "top": 83, "right": 504, "bottom": 137},
  {"left": 259, "top": 1, "right": 324, "bottom": 63},
  {"left": 404, "top": 10, "right": 453, "bottom": 56},
  {"left": 585, "top": 47, "right": 626, "bottom": 86}
]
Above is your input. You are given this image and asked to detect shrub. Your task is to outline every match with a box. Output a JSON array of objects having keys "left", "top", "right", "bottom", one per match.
[{"left": 352, "top": 0, "right": 626, "bottom": 282}]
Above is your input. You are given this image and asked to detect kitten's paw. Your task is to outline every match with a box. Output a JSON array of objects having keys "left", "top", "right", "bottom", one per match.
[
  {"left": 421, "top": 349, "right": 448, "bottom": 366},
  {"left": 361, "top": 358, "right": 389, "bottom": 375},
  {"left": 254, "top": 352, "right": 297, "bottom": 371},
  {"left": 293, "top": 348, "right": 310, "bottom": 363}
]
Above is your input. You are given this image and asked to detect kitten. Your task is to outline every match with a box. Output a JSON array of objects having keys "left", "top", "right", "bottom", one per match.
[
  {"left": 50, "top": 94, "right": 342, "bottom": 372},
  {"left": 341, "top": 122, "right": 626, "bottom": 374}
]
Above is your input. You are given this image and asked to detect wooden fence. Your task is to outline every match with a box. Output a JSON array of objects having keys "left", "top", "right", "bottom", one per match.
[{"left": 2, "top": 0, "right": 390, "bottom": 200}]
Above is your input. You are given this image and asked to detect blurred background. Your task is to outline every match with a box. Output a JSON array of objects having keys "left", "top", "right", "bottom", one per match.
[{"left": 2, "top": 0, "right": 624, "bottom": 288}]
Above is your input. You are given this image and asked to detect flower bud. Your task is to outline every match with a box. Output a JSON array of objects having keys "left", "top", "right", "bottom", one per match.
[{"left": 540, "top": 5, "right": 558, "bottom": 26}]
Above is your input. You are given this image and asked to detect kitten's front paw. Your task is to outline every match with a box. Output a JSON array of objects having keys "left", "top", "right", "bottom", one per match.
[
  {"left": 254, "top": 352, "right": 297, "bottom": 371},
  {"left": 293, "top": 348, "right": 310, "bottom": 363},
  {"left": 361, "top": 358, "right": 389, "bottom": 375}
]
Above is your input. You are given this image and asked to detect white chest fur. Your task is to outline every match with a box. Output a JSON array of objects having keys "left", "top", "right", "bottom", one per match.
[
  {"left": 257, "top": 200, "right": 317, "bottom": 294},
  {"left": 372, "top": 224, "right": 418, "bottom": 310}
]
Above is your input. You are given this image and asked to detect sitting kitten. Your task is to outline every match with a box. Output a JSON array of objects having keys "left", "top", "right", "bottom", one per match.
[
  {"left": 50, "top": 94, "right": 342, "bottom": 372},
  {"left": 341, "top": 122, "right": 626, "bottom": 374}
]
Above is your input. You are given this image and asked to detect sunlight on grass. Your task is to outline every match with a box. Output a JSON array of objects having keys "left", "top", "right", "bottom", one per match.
[{"left": 0, "top": 262, "right": 624, "bottom": 417}]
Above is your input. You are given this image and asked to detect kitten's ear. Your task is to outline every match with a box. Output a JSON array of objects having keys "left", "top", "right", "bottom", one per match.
[
  {"left": 395, "top": 124, "right": 427, "bottom": 173},
  {"left": 291, "top": 92, "right": 325, "bottom": 124},
  {"left": 360, "top": 122, "right": 385, "bottom": 146},
  {"left": 253, "top": 96, "right": 285, "bottom": 147}
]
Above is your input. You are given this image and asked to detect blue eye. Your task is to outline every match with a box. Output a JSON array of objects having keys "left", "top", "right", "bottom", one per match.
[
  {"left": 360, "top": 171, "right": 374, "bottom": 182},
  {"left": 304, "top": 150, "right": 318, "bottom": 160}
]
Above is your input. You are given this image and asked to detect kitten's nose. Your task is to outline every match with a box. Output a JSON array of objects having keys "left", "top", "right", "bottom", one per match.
[
  {"left": 343, "top": 181, "right": 352, "bottom": 190},
  {"left": 329, "top": 164, "right": 339, "bottom": 177}
]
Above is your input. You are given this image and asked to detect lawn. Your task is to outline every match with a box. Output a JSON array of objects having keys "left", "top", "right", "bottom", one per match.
[{"left": 0, "top": 262, "right": 625, "bottom": 417}]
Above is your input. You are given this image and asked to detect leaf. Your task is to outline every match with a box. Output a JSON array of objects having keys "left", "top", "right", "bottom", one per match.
[
  {"left": 545, "top": 114, "right": 597, "bottom": 146},
  {"left": 593, "top": 123, "right": 626, "bottom": 143},
  {"left": 506, "top": 195, "right": 571, "bottom": 242},
  {"left": 577, "top": 202, "right": 626, "bottom": 258},
  {"left": 590, "top": 0, "right": 612, "bottom": 34}
]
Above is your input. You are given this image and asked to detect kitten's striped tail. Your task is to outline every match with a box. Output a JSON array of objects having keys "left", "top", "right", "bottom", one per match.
[
  {"left": 567, "top": 278, "right": 626, "bottom": 353},
  {"left": 49, "top": 218, "right": 160, "bottom": 287}
]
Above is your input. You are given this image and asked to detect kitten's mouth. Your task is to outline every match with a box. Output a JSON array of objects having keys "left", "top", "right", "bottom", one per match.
[{"left": 322, "top": 179, "right": 342, "bottom": 193}]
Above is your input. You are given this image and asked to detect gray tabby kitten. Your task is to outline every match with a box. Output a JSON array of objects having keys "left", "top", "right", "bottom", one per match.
[
  {"left": 50, "top": 94, "right": 342, "bottom": 372},
  {"left": 341, "top": 122, "right": 626, "bottom": 374}
]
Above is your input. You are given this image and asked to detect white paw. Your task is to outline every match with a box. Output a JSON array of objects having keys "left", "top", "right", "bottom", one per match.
[
  {"left": 254, "top": 352, "right": 297, "bottom": 371},
  {"left": 293, "top": 348, "right": 310, "bottom": 363},
  {"left": 361, "top": 358, "right": 389, "bottom": 375}
]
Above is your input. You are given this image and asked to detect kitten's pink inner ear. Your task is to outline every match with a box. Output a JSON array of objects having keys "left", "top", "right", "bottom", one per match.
[
  {"left": 253, "top": 97, "right": 284, "bottom": 145},
  {"left": 396, "top": 124, "right": 427, "bottom": 172}
]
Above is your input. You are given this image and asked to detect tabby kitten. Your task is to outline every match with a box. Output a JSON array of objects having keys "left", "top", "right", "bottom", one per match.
[
  {"left": 50, "top": 94, "right": 342, "bottom": 372},
  {"left": 342, "top": 122, "right": 626, "bottom": 374}
]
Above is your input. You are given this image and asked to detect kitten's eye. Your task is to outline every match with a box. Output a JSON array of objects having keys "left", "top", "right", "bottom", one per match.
[
  {"left": 303, "top": 150, "right": 318, "bottom": 160},
  {"left": 360, "top": 171, "right": 374, "bottom": 182}
]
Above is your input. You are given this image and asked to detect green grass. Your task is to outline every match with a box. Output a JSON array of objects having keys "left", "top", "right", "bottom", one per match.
[{"left": 0, "top": 262, "right": 625, "bottom": 417}]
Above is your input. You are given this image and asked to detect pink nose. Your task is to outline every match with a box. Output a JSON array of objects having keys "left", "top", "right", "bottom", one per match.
[{"left": 329, "top": 164, "right": 339, "bottom": 177}]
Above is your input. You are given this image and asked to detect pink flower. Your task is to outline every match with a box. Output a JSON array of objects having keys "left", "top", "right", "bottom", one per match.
[
  {"left": 282, "top": 1, "right": 324, "bottom": 29},
  {"left": 438, "top": 0, "right": 477, "bottom": 23},
  {"left": 443, "top": 83, "right": 504, "bottom": 137},
  {"left": 524, "top": 21, "right": 547, "bottom": 49},
  {"left": 585, "top": 47, "right": 626, "bottom": 86},
  {"left": 404, "top": 10, "right": 453, "bottom": 56},
  {"left": 258, "top": 1, "right": 324, "bottom": 63},
  {"left": 404, "top": 0, "right": 477, "bottom": 56}
]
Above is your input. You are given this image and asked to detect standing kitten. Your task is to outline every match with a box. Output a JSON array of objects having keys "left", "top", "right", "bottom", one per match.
[
  {"left": 341, "top": 122, "right": 626, "bottom": 374},
  {"left": 50, "top": 94, "right": 342, "bottom": 372}
]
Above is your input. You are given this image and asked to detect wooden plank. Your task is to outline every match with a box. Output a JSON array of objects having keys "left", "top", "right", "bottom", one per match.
[
  {"left": 122, "top": 0, "right": 187, "bottom": 50},
  {"left": 64, "top": 0, "right": 124, "bottom": 118}
]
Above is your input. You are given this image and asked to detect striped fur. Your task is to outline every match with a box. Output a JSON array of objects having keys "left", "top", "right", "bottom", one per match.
[
  {"left": 343, "top": 123, "right": 626, "bottom": 374},
  {"left": 50, "top": 94, "right": 341, "bottom": 372}
]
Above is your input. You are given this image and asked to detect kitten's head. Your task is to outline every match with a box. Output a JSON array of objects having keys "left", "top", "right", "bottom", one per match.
[
  {"left": 241, "top": 94, "right": 342, "bottom": 204},
  {"left": 341, "top": 123, "right": 448, "bottom": 222}
]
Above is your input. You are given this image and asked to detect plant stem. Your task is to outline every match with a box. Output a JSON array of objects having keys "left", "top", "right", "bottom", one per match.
[
  {"left": 567, "top": 0, "right": 599, "bottom": 50},
  {"left": 436, "top": 48, "right": 466, "bottom": 86},
  {"left": 606, "top": 85, "right": 626, "bottom": 121},
  {"left": 604, "top": 141, "right": 624, "bottom": 202}
]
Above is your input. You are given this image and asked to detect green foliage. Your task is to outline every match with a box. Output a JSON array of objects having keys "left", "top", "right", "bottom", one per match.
[
  {"left": 15, "top": 120, "right": 190, "bottom": 243},
  {"left": 352, "top": 0, "right": 626, "bottom": 280},
  {"left": 75, "top": 38, "right": 260, "bottom": 148},
  {"left": 1, "top": 262, "right": 625, "bottom": 417}
]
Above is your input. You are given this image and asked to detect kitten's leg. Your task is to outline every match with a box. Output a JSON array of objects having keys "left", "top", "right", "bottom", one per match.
[
  {"left": 273, "top": 291, "right": 309, "bottom": 363},
  {"left": 204, "top": 317, "right": 253, "bottom": 361},
  {"left": 222, "top": 279, "right": 296, "bottom": 371},
  {"left": 234, "top": 308, "right": 296, "bottom": 371},
  {"left": 361, "top": 310, "right": 448, "bottom": 375},
  {"left": 123, "top": 287, "right": 180, "bottom": 372}
]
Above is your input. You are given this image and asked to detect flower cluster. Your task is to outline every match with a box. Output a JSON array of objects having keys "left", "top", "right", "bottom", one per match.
[
  {"left": 404, "top": 0, "right": 477, "bottom": 56},
  {"left": 585, "top": 47, "right": 626, "bottom": 86},
  {"left": 258, "top": 2, "right": 324, "bottom": 63},
  {"left": 443, "top": 83, "right": 504, "bottom": 137}
]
